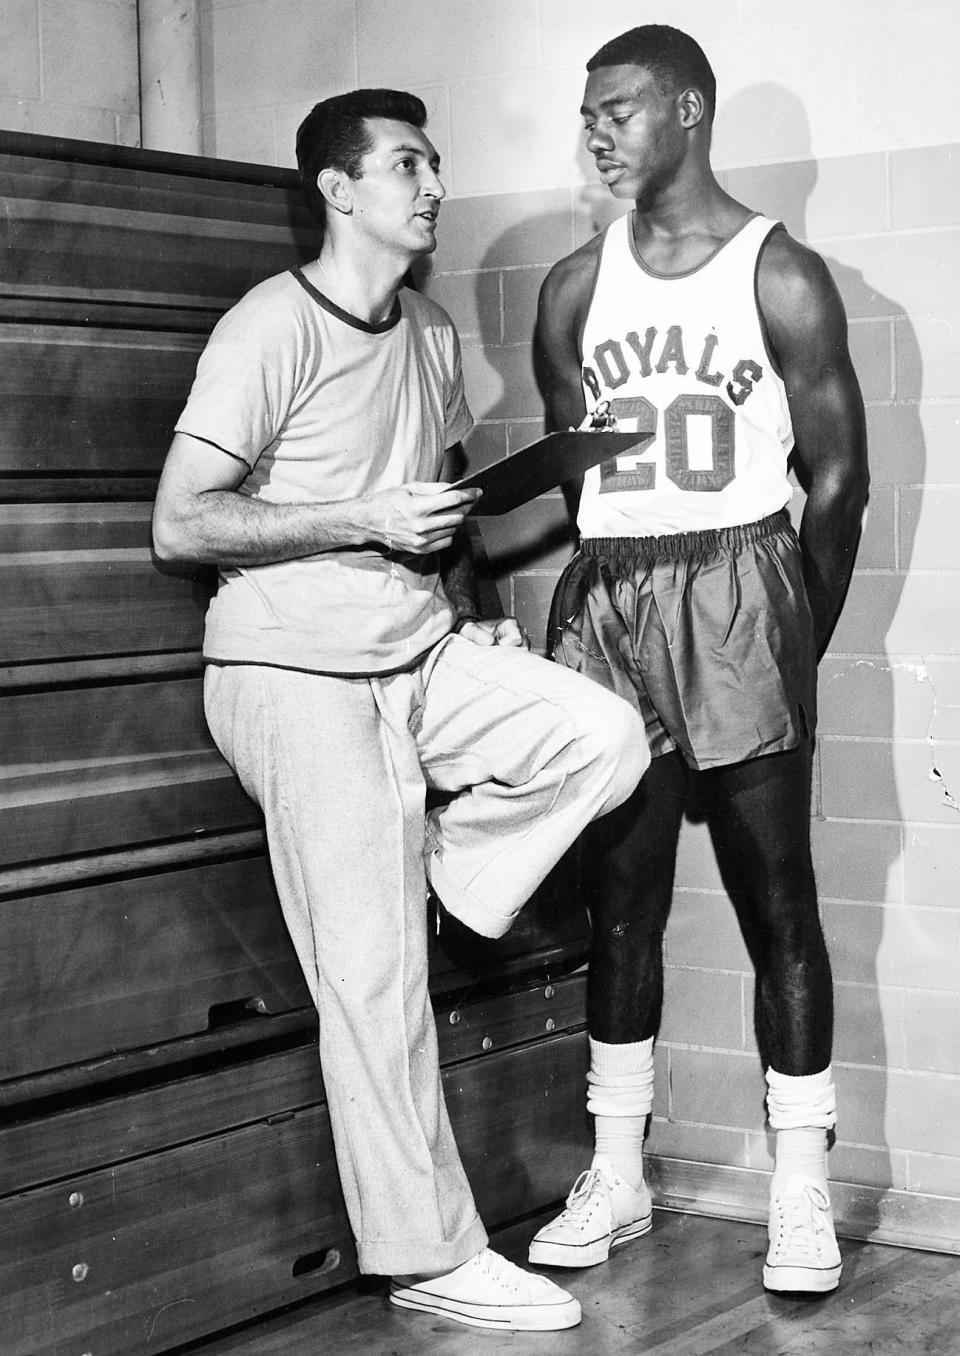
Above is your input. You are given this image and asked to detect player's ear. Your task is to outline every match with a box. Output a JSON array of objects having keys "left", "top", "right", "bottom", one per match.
[
  {"left": 678, "top": 86, "right": 706, "bottom": 130},
  {"left": 318, "top": 167, "right": 353, "bottom": 216}
]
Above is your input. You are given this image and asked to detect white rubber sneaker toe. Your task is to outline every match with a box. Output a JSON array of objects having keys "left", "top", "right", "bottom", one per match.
[{"left": 390, "top": 1247, "right": 581, "bottom": 1330}]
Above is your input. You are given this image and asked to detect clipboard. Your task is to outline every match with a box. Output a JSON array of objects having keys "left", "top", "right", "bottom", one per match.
[{"left": 454, "top": 429, "right": 655, "bottom": 516}]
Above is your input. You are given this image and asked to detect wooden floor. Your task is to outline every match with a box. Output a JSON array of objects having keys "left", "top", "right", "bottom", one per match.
[{"left": 173, "top": 1208, "right": 960, "bottom": 1356}]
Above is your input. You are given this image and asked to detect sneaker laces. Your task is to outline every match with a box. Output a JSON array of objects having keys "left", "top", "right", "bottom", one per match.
[
  {"left": 473, "top": 1248, "right": 547, "bottom": 1296},
  {"left": 770, "top": 1186, "right": 831, "bottom": 1261},
  {"left": 558, "top": 1166, "right": 611, "bottom": 1222}
]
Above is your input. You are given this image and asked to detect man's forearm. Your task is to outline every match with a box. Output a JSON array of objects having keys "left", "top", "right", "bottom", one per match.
[
  {"left": 154, "top": 476, "right": 479, "bottom": 570},
  {"left": 154, "top": 488, "right": 374, "bottom": 569},
  {"left": 439, "top": 524, "right": 482, "bottom": 625},
  {"left": 799, "top": 483, "right": 867, "bottom": 659}
]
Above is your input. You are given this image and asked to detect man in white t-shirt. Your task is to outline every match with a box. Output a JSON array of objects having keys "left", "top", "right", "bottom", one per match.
[{"left": 152, "top": 87, "right": 649, "bottom": 1333}]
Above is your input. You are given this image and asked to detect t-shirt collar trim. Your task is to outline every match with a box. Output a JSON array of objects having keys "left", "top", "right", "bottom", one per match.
[{"left": 290, "top": 266, "right": 402, "bottom": 333}]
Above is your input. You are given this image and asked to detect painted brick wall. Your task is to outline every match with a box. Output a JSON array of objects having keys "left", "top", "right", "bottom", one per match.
[
  {"left": 646, "top": 143, "right": 960, "bottom": 1247},
  {"left": 0, "top": 0, "right": 139, "bottom": 143},
  {"left": 425, "top": 151, "right": 960, "bottom": 1249},
  {"left": 6, "top": 0, "right": 959, "bottom": 1249},
  {"left": 193, "top": 0, "right": 960, "bottom": 1250}
]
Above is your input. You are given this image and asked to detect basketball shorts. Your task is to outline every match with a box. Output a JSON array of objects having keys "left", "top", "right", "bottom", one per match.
[{"left": 548, "top": 509, "right": 816, "bottom": 771}]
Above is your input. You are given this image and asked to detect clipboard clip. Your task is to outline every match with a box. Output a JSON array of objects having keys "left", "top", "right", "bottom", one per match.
[{"left": 587, "top": 399, "right": 618, "bottom": 432}]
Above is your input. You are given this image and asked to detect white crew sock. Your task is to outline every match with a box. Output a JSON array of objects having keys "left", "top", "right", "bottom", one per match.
[
  {"left": 586, "top": 1036, "right": 654, "bottom": 1191},
  {"left": 765, "top": 1066, "right": 836, "bottom": 1195},
  {"left": 772, "top": 1127, "right": 829, "bottom": 1194}
]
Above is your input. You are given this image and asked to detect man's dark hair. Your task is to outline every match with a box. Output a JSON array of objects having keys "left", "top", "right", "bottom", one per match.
[
  {"left": 296, "top": 88, "right": 428, "bottom": 225},
  {"left": 587, "top": 25, "right": 716, "bottom": 122}
]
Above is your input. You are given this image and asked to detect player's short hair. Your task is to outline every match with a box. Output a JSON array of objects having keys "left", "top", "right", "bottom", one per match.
[
  {"left": 296, "top": 88, "right": 428, "bottom": 225},
  {"left": 587, "top": 25, "right": 716, "bottom": 123}
]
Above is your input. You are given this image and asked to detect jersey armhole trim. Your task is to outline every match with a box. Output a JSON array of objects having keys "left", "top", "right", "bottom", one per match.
[{"left": 755, "top": 221, "right": 787, "bottom": 380}]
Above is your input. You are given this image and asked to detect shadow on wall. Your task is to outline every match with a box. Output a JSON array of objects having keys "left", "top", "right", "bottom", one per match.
[
  {"left": 415, "top": 209, "right": 585, "bottom": 631},
  {"left": 463, "top": 116, "right": 630, "bottom": 605},
  {"left": 727, "top": 84, "right": 921, "bottom": 1214},
  {"left": 471, "top": 219, "right": 580, "bottom": 589}
]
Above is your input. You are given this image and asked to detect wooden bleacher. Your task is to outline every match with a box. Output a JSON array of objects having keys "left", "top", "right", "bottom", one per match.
[{"left": 0, "top": 131, "right": 592, "bottom": 1354}]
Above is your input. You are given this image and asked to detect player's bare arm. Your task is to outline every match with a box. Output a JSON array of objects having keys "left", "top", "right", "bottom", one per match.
[
  {"left": 758, "top": 231, "right": 869, "bottom": 658},
  {"left": 534, "top": 238, "right": 602, "bottom": 521},
  {"left": 437, "top": 444, "right": 527, "bottom": 647},
  {"left": 152, "top": 431, "right": 480, "bottom": 568},
  {"left": 437, "top": 442, "right": 482, "bottom": 623}
]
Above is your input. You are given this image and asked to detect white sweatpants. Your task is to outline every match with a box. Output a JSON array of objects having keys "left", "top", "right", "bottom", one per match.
[{"left": 204, "top": 634, "right": 647, "bottom": 1274}]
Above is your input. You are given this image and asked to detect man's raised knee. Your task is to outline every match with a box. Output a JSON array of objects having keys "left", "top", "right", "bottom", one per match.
[{"left": 596, "top": 697, "right": 649, "bottom": 808}]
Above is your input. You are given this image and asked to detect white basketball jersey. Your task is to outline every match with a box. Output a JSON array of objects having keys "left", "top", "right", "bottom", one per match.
[{"left": 577, "top": 212, "right": 794, "bottom": 538}]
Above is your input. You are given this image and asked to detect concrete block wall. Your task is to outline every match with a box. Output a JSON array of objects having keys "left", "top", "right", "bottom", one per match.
[
  {"left": 638, "top": 135, "right": 960, "bottom": 1247},
  {"left": 193, "top": 0, "right": 960, "bottom": 1253},
  {"left": 5, "top": 0, "right": 959, "bottom": 1250},
  {"left": 0, "top": 0, "right": 140, "bottom": 143}
]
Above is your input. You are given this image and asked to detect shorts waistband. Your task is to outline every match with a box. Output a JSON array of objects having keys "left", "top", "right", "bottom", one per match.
[{"left": 581, "top": 509, "right": 792, "bottom": 565}]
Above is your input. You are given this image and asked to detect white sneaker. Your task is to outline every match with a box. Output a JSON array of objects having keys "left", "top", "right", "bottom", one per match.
[
  {"left": 528, "top": 1156, "right": 653, "bottom": 1268},
  {"left": 389, "top": 1247, "right": 581, "bottom": 1330},
  {"left": 763, "top": 1175, "right": 842, "bottom": 1294}
]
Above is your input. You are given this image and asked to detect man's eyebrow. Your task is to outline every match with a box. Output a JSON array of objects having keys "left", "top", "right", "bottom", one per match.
[
  {"left": 392, "top": 142, "right": 441, "bottom": 171},
  {"left": 579, "top": 91, "right": 642, "bottom": 117}
]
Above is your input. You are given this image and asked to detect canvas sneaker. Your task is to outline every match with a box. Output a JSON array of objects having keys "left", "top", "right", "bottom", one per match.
[
  {"left": 528, "top": 1155, "right": 653, "bottom": 1268},
  {"left": 763, "top": 1175, "right": 842, "bottom": 1294},
  {"left": 389, "top": 1247, "right": 581, "bottom": 1330}
]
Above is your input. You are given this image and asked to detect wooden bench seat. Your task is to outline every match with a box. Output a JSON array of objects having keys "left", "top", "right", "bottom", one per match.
[{"left": 0, "top": 979, "right": 590, "bottom": 1356}]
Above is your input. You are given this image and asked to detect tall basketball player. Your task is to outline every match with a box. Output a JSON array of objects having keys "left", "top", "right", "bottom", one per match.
[{"left": 527, "top": 25, "right": 868, "bottom": 1295}]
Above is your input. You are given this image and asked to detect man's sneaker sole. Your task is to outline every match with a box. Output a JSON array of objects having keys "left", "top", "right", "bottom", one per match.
[
  {"left": 389, "top": 1285, "right": 582, "bottom": 1330},
  {"left": 528, "top": 1209, "right": 653, "bottom": 1269},
  {"left": 762, "top": 1261, "right": 841, "bottom": 1294}
]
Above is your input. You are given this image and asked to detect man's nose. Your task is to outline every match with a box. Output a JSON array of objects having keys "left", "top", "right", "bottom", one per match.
[
  {"left": 585, "top": 124, "right": 613, "bottom": 154},
  {"left": 423, "top": 168, "right": 446, "bottom": 200}
]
